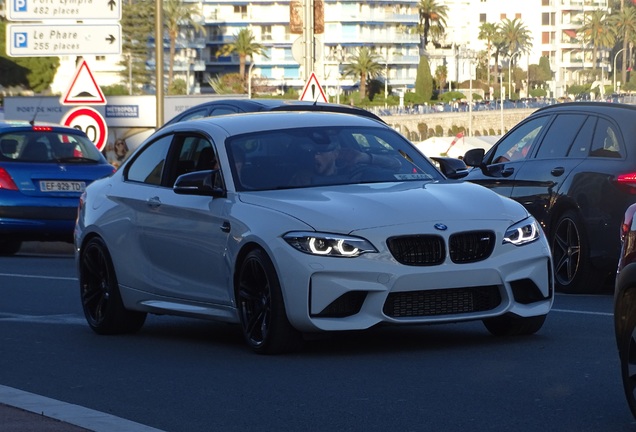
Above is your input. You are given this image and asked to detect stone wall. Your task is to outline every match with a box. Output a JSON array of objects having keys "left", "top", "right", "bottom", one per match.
[{"left": 380, "top": 108, "right": 536, "bottom": 141}]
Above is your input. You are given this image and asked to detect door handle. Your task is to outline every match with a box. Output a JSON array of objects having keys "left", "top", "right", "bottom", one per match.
[
  {"left": 221, "top": 221, "right": 231, "bottom": 233},
  {"left": 551, "top": 167, "right": 565, "bottom": 176},
  {"left": 147, "top": 196, "right": 161, "bottom": 208}
]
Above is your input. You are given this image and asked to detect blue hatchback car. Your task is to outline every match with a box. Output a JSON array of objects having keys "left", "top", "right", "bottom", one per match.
[{"left": 0, "top": 121, "right": 114, "bottom": 255}]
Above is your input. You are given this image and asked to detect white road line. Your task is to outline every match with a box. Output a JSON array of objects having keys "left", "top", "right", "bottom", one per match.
[
  {"left": 0, "top": 385, "right": 166, "bottom": 432},
  {"left": 551, "top": 308, "right": 613, "bottom": 317}
]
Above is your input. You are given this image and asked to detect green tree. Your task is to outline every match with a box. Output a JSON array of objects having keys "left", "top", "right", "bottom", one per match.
[
  {"left": 119, "top": 0, "right": 154, "bottom": 94},
  {"left": 417, "top": 0, "right": 448, "bottom": 55},
  {"left": 499, "top": 18, "right": 533, "bottom": 66},
  {"left": 414, "top": 55, "right": 433, "bottom": 101},
  {"left": 434, "top": 65, "right": 447, "bottom": 92},
  {"left": 218, "top": 28, "right": 266, "bottom": 85},
  {"left": 0, "top": 22, "right": 58, "bottom": 93},
  {"left": 478, "top": 22, "right": 499, "bottom": 85},
  {"left": 610, "top": 5, "right": 636, "bottom": 85},
  {"left": 342, "top": 47, "right": 384, "bottom": 99},
  {"left": 164, "top": 0, "right": 205, "bottom": 88},
  {"left": 578, "top": 9, "right": 614, "bottom": 71}
]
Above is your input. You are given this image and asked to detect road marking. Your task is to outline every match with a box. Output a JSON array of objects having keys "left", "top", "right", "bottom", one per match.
[
  {"left": 551, "top": 308, "right": 613, "bottom": 317},
  {"left": 0, "top": 385, "right": 166, "bottom": 432},
  {"left": 0, "top": 313, "right": 85, "bottom": 325},
  {"left": 0, "top": 273, "right": 76, "bottom": 281}
]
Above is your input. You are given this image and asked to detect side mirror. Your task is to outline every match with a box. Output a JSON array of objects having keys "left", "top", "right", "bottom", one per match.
[
  {"left": 174, "top": 170, "right": 225, "bottom": 197},
  {"left": 429, "top": 156, "right": 469, "bottom": 179},
  {"left": 463, "top": 148, "right": 485, "bottom": 167}
]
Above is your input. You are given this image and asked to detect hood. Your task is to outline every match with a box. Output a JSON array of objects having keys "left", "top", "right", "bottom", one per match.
[{"left": 238, "top": 181, "right": 529, "bottom": 232}]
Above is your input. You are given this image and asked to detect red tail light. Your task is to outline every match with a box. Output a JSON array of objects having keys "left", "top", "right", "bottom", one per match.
[
  {"left": 617, "top": 173, "right": 636, "bottom": 195},
  {"left": 0, "top": 167, "right": 18, "bottom": 190},
  {"left": 31, "top": 126, "right": 53, "bottom": 132}
]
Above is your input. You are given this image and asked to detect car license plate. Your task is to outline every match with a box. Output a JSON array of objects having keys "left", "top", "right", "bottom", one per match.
[{"left": 39, "top": 180, "right": 86, "bottom": 192}]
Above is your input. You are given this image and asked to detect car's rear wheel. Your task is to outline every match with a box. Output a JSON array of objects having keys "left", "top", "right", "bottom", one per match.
[
  {"left": 619, "top": 289, "right": 636, "bottom": 418},
  {"left": 551, "top": 210, "right": 603, "bottom": 293},
  {"left": 483, "top": 313, "right": 546, "bottom": 336},
  {"left": 79, "top": 237, "right": 146, "bottom": 334},
  {"left": 0, "top": 240, "right": 21, "bottom": 256},
  {"left": 236, "top": 248, "right": 302, "bottom": 354}
]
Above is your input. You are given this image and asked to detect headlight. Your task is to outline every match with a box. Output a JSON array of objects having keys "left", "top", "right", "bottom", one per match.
[
  {"left": 284, "top": 232, "right": 377, "bottom": 257},
  {"left": 503, "top": 217, "right": 541, "bottom": 246}
]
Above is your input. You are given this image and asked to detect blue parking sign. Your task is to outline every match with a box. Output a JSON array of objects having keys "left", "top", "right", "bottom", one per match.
[
  {"left": 14, "top": 0, "right": 27, "bottom": 12},
  {"left": 13, "top": 32, "right": 28, "bottom": 48}
]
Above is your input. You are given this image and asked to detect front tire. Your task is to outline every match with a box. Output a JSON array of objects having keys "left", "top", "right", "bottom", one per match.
[
  {"left": 236, "top": 248, "right": 302, "bottom": 354},
  {"left": 483, "top": 314, "right": 546, "bottom": 336},
  {"left": 618, "top": 289, "right": 636, "bottom": 419},
  {"left": 79, "top": 237, "right": 146, "bottom": 334},
  {"left": 551, "top": 210, "right": 604, "bottom": 293},
  {"left": 0, "top": 239, "right": 21, "bottom": 256}
]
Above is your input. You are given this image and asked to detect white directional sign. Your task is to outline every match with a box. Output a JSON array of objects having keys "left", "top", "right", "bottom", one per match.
[
  {"left": 8, "top": 0, "right": 121, "bottom": 21},
  {"left": 6, "top": 23, "right": 121, "bottom": 57}
]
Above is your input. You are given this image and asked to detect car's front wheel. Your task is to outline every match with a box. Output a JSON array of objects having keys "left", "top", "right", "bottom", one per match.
[
  {"left": 236, "top": 248, "right": 303, "bottom": 354},
  {"left": 483, "top": 313, "right": 546, "bottom": 336},
  {"left": 551, "top": 210, "right": 604, "bottom": 293},
  {"left": 0, "top": 239, "right": 21, "bottom": 256},
  {"left": 79, "top": 237, "right": 146, "bottom": 334},
  {"left": 618, "top": 289, "right": 636, "bottom": 418}
]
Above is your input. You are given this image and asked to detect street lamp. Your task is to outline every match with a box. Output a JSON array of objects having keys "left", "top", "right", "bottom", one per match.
[
  {"left": 614, "top": 48, "right": 626, "bottom": 93},
  {"left": 508, "top": 51, "right": 522, "bottom": 100},
  {"left": 247, "top": 62, "right": 256, "bottom": 99}
]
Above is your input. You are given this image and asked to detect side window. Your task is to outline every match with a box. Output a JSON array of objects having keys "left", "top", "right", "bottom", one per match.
[
  {"left": 590, "top": 118, "right": 623, "bottom": 158},
  {"left": 568, "top": 116, "right": 596, "bottom": 157},
  {"left": 209, "top": 106, "right": 240, "bottom": 116},
  {"left": 535, "top": 114, "right": 587, "bottom": 158},
  {"left": 167, "top": 135, "right": 218, "bottom": 186},
  {"left": 490, "top": 116, "right": 549, "bottom": 164},
  {"left": 126, "top": 135, "right": 172, "bottom": 185},
  {"left": 178, "top": 108, "right": 209, "bottom": 122}
]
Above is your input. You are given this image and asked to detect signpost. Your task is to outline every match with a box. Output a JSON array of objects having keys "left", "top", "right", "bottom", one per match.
[
  {"left": 9, "top": 0, "right": 121, "bottom": 21},
  {"left": 61, "top": 106, "right": 109, "bottom": 151},
  {"left": 6, "top": 23, "right": 121, "bottom": 57}
]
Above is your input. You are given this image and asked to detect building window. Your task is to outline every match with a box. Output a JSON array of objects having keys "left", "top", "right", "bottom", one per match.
[
  {"left": 262, "top": 25, "right": 272, "bottom": 41},
  {"left": 480, "top": 13, "right": 486, "bottom": 23},
  {"left": 542, "top": 13, "right": 550, "bottom": 25},
  {"left": 500, "top": 13, "right": 506, "bottom": 19},
  {"left": 516, "top": 13, "right": 521, "bottom": 19},
  {"left": 234, "top": 5, "right": 247, "bottom": 18}
]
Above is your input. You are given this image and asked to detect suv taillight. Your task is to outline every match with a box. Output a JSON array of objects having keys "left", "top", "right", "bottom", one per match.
[{"left": 0, "top": 167, "right": 18, "bottom": 190}]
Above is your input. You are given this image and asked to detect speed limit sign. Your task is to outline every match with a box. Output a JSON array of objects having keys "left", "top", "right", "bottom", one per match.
[{"left": 61, "top": 106, "right": 108, "bottom": 151}]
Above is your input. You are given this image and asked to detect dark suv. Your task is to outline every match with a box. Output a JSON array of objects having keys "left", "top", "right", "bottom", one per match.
[{"left": 463, "top": 102, "right": 636, "bottom": 294}]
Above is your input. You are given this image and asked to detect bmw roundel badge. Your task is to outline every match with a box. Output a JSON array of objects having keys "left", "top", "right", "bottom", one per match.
[{"left": 434, "top": 223, "right": 448, "bottom": 231}]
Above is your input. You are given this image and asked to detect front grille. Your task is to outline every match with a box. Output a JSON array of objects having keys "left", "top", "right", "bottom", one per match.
[
  {"left": 449, "top": 231, "right": 495, "bottom": 263},
  {"left": 387, "top": 235, "right": 445, "bottom": 266},
  {"left": 383, "top": 286, "right": 501, "bottom": 318}
]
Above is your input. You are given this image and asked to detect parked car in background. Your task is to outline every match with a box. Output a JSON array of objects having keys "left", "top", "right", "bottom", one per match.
[
  {"left": 0, "top": 121, "right": 114, "bottom": 255},
  {"left": 162, "top": 98, "right": 386, "bottom": 127},
  {"left": 462, "top": 102, "right": 636, "bottom": 294},
  {"left": 614, "top": 203, "right": 636, "bottom": 419},
  {"left": 75, "top": 111, "right": 553, "bottom": 354}
]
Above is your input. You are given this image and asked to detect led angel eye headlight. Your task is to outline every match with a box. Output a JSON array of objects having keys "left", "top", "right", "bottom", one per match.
[
  {"left": 285, "top": 232, "right": 377, "bottom": 257},
  {"left": 503, "top": 217, "right": 541, "bottom": 246}
]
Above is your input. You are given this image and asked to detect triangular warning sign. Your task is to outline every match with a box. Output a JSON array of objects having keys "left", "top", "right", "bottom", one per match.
[
  {"left": 300, "top": 72, "right": 328, "bottom": 103},
  {"left": 60, "top": 60, "right": 107, "bottom": 106}
]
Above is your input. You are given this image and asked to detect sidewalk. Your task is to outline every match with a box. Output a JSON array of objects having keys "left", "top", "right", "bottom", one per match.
[{"left": 0, "top": 403, "right": 90, "bottom": 432}]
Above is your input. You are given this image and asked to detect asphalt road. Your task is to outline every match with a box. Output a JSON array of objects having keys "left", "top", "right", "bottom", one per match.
[{"left": 1, "top": 242, "right": 635, "bottom": 432}]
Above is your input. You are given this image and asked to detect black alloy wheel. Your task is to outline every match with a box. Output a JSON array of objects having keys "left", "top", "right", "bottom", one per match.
[
  {"left": 79, "top": 237, "right": 146, "bottom": 334},
  {"left": 236, "top": 248, "right": 302, "bottom": 354},
  {"left": 551, "top": 210, "right": 603, "bottom": 294}
]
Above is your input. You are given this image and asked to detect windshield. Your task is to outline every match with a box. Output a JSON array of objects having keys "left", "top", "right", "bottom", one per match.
[
  {"left": 0, "top": 130, "right": 104, "bottom": 163},
  {"left": 227, "top": 126, "right": 443, "bottom": 191}
]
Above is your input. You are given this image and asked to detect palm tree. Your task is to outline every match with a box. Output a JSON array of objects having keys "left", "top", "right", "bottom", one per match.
[
  {"left": 578, "top": 9, "right": 615, "bottom": 71},
  {"left": 417, "top": 0, "right": 448, "bottom": 56},
  {"left": 435, "top": 65, "right": 447, "bottom": 92},
  {"left": 498, "top": 18, "right": 533, "bottom": 66},
  {"left": 478, "top": 22, "right": 500, "bottom": 85},
  {"left": 218, "top": 28, "right": 266, "bottom": 83},
  {"left": 610, "top": 5, "right": 636, "bottom": 85},
  {"left": 164, "top": 0, "right": 205, "bottom": 89},
  {"left": 342, "top": 47, "right": 384, "bottom": 99}
]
